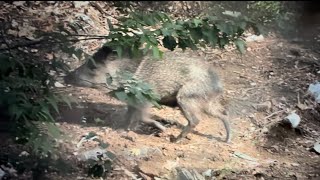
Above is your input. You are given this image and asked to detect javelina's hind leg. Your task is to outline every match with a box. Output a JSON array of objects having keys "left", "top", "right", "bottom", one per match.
[
  {"left": 203, "top": 101, "right": 232, "bottom": 143},
  {"left": 171, "top": 87, "right": 200, "bottom": 143}
]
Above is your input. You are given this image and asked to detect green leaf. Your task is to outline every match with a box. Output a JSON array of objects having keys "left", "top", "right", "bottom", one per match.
[
  {"left": 152, "top": 46, "right": 163, "bottom": 59},
  {"left": 94, "top": 117, "right": 104, "bottom": 124},
  {"left": 143, "top": 42, "right": 151, "bottom": 55},
  {"left": 234, "top": 39, "right": 246, "bottom": 54},
  {"left": 218, "top": 35, "right": 229, "bottom": 48},
  {"left": 107, "top": 18, "right": 114, "bottom": 31},
  {"left": 45, "top": 96, "right": 59, "bottom": 114},
  {"left": 162, "top": 36, "right": 177, "bottom": 51},
  {"left": 60, "top": 95, "right": 73, "bottom": 110},
  {"left": 193, "top": 19, "right": 202, "bottom": 27},
  {"left": 9, "top": 104, "right": 24, "bottom": 120},
  {"left": 99, "top": 142, "right": 109, "bottom": 149},
  {"left": 115, "top": 91, "right": 128, "bottom": 102},
  {"left": 202, "top": 28, "right": 218, "bottom": 47},
  {"left": 40, "top": 106, "right": 55, "bottom": 122},
  {"left": 161, "top": 28, "right": 172, "bottom": 37},
  {"left": 177, "top": 38, "right": 188, "bottom": 51},
  {"left": 86, "top": 132, "right": 98, "bottom": 139},
  {"left": 105, "top": 151, "right": 116, "bottom": 160},
  {"left": 189, "top": 27, "right": 202, "bottom": 44},
  {"left": 216, "top": 22, "right": 234, "bottom": 35},
  {"left": 116, "top": 46, "right": 123, "bottom": 58},
  {"left": 238, "top": 21, "right": 247, "bottom": 29},
  {"left": 46, "top": 122, "right": 61, "bottom": 139}
]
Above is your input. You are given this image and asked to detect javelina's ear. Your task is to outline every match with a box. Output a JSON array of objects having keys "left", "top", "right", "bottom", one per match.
[
  {"left": 91, "top": 46, "right": 114, "bottom": 64},
  {"left": 85, "top": 46, "right": 114, "bottom": 69}
]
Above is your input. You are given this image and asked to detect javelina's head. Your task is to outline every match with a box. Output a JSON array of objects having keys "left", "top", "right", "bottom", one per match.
[{"left": 64, "top": 46, "right": 115, "bottom": 88}]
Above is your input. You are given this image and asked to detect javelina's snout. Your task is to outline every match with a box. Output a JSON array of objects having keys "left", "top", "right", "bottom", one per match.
[
  {"left": 63, "top": 62, "right": 102, "bottom": 88},
  {"left": 64, "top": 46, "right": 115, "bottom": 88}
]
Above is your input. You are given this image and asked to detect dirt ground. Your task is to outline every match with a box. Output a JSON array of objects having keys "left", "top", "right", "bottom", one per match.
[{"left": 1, "top": 1, "right": 320, "bottom": 180}]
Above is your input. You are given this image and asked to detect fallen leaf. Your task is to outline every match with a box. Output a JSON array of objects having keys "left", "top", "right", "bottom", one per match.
[
  {"left": 7, "top": 29, "right": 18, "bottom": 36},
  {"left": 46, "top": 53, "right": 54, "bottom": 60},
  {"left": 163, "top": 160, "right": 178, "bottom": 170},
  {"left": 130, "top": 148, "right": 141, "bottom": 156},
  {"left": 233, "top": 151, "right": 258, "bottom": 162},
  {"left": 13, "top": 1, "right": 26, "bottom": 6},
  {"left": 54, "top": 82, "right": 65, "bottom": 88},
  {"left": 11, "top": 19, "right": 18, "bottom": 28},
  {"left": 297, "top": 103, "right": 309, "bottom": 110},
  {"left": 313, "top": 141, "right": 320, "bottom": 154}
]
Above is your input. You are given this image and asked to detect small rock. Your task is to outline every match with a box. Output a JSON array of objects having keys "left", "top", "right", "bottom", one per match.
[
  {"left": 0, "top": 169, "right": 5, "bottom": 179},
  {"left": 250, "top": 82, "right": 257, "bottom": 86},
  {"left": 164, "top": 160, "right": 179, "bottom": 171},
  {"left": 297, "top": 103, "right": 309, "bottom": 110},
  {"left": 249, "top": 127, "right": 256, "bottom": 131},
  {"left": 313, "top": 141, "right": 320, "bottom": 154},
  {"left": 176, "top": 168, "right": 205, "bottom": 180},
  {"left": 262, "top": 127, "right": 269, "bottom": 133},
  {"left": 13, "top": 1, "right": 25, "bottom": 6},
  {"left": 202, "top": 169, "right": 212, "bottom": 177},
  {"left": 77, "top": 147, "right": 107, "bottom": 161},
  {"left": 73, "top": 1, "right": 89, "bottom": 8},
  {"left": 284, "top": 148, "right": 289, "bottom": 152},
  {"left": 7, "top": 29, "right": 18, "bottom": 36},
  {"left": 11, "top": 20, "right": 18, "bottom": 28},
  {"left": 271, "top": 145, "right": 279, "bottom": 152},
  {"left": 245, "top": 35, "right": 264, "bottom": 42},
  {"left": 285, "top": 112, "right": 301, "bottom": 128},
  {"left": 54, "top": 81, "right": 65, "bottom": 88},
  {"left": 19, "top": 151, "right": 30, "bottom": 157},
  {"left": 291, "top": 163, "right": 300, "bottom": 167},
  {"left": 30, "top": 49, "right": 38, "bottom": 53},
  {"left": 280, "top": 97, "right": 287, "bottom": 102}
]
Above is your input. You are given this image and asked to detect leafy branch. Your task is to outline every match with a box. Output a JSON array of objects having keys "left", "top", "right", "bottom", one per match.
[{"left": 104, "top": 11, "right": 261, "bottom": 59}]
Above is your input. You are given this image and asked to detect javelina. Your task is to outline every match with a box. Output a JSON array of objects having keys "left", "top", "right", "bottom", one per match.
[{"left": 64, "top": 46, "right": 231, "bottom": 143}]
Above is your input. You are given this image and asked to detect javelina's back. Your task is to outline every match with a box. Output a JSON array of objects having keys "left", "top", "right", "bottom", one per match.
[{"left": 133, "top": 51, "right": 223, "bottom": 105}]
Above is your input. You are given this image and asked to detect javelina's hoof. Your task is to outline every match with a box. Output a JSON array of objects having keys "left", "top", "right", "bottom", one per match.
[
  {"left": 170, "top": 135, "right": 183, "bottom": 143},
  {"left": 127, "top": 125, "right": 139, "bottom": 132}
]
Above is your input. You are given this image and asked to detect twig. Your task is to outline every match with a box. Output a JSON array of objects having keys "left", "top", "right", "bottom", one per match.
[
  {"left": 66, "top": 34, "right": 107, "bottom": 38},
  {"left": 90, "top": 2, "right": 106, "bottom": 15},
  {"left": 0, "top": 37, "right": 105, "bottom": 51},
  {"left": 0, "top": 39, "right": 45, "bottom": 51},
  {"left": 264, "top": 109, "right": 285, "bottom": 120},
  {"left": 1, "top": 26, "right": 14, "bottom": 56}
]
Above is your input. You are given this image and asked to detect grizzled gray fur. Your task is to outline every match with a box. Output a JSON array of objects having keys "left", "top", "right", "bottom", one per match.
[{"left": 64, "top": 46, "right": 231, "bottom": 143}]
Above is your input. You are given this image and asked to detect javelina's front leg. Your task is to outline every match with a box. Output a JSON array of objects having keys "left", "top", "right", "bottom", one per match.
[{"left": 126, "top": 105, "right": 166, "bottom": 131}]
